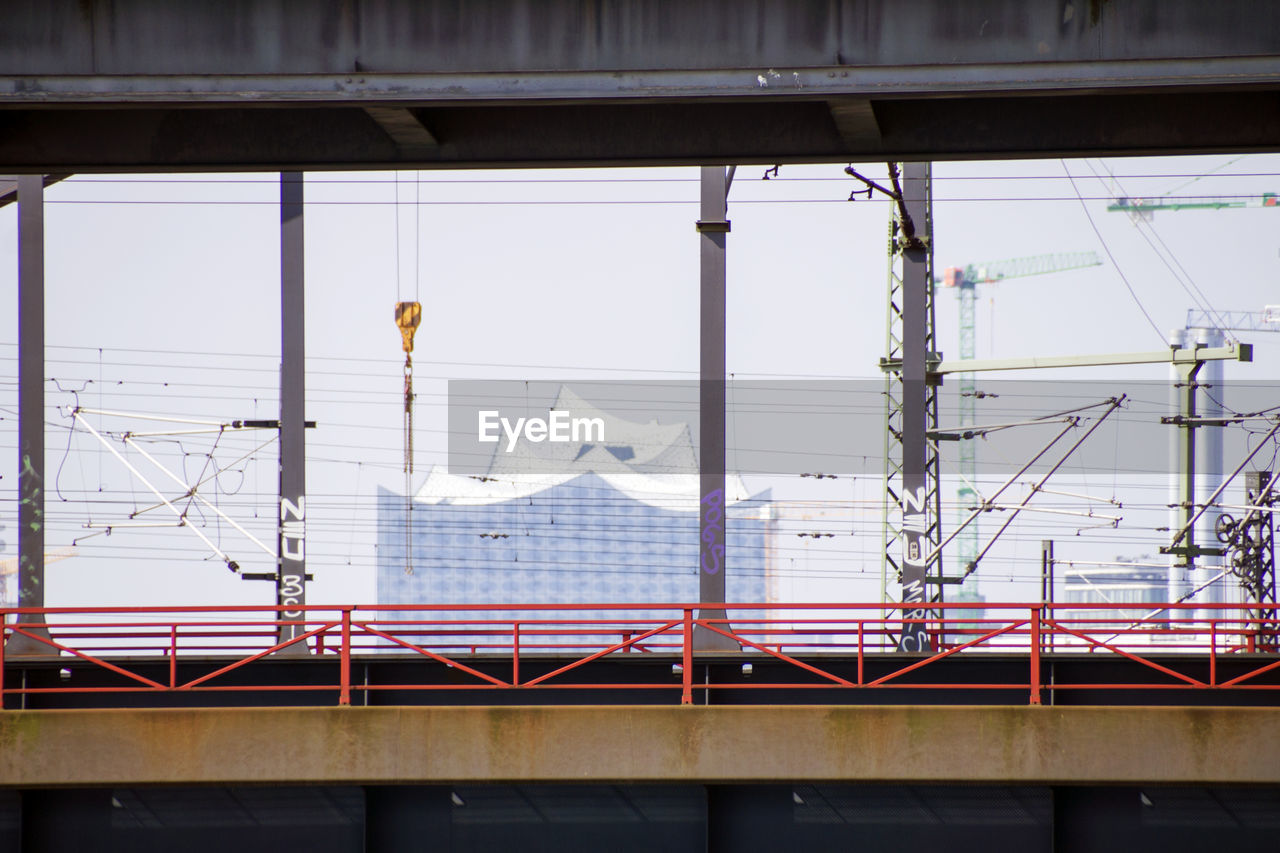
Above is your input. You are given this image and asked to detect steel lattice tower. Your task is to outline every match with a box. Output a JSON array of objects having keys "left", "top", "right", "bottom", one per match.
[{"left": 880, "top": 163, "right": 945, "bottom": 612}]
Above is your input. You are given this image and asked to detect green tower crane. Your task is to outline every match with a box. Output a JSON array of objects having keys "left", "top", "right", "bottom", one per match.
[
  {"left": 935, "top": 252, "right": 1104, "bottom": 599},
  {"left": 1108, "top": 192, "right": 1277, "bottom": 220}
]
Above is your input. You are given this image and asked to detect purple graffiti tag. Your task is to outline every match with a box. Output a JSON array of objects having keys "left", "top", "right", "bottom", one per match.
[{"left": 700, "top": 488, "right": 724, "bottom": 575}]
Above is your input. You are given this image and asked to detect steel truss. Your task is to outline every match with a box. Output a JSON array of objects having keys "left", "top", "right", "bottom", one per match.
[{"left": 879, "top": 164, "right": 945, "bottom": 623}]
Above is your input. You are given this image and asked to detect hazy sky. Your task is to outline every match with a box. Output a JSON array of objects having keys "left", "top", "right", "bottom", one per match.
[{"left": 2, "top": 154, "right": 1278, "bottom": 611}]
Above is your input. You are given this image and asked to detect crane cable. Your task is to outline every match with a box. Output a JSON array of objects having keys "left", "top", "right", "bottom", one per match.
[{"left": 394, "top": 171, "right": 424, "bottom": 575}]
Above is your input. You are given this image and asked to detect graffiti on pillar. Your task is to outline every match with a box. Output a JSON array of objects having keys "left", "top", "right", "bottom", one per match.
[
  {"left": 279, "top": 496, "right": 305, "bottom": 626},
  {"left": 19, "top": 453, "right": 42, "bottom": 536},
  {"left": 19, "top": 451, "right": 44, "bottom": 601},
  {"left": 700, "top": 488, "right": 725, "bottom": 575},
  {"left": 899, "top": 485, "right": 932, "bottom": 652}
]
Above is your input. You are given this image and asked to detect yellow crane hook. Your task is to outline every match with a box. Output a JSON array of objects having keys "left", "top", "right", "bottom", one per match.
[{"left": 395, "top": 302, "right": 422, "bottom": 475}]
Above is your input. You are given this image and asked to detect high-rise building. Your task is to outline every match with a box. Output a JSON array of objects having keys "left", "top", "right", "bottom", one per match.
[
  {"left": 376, "top": 390, "right": 774, "bottom": 647},
  {"left": 1059, "top": 555, "right": 1167, "bottom": 627}
]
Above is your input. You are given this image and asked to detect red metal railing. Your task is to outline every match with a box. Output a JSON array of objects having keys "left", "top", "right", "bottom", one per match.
[{"left": 2, "top": 602, "right": 1277, "bottom": 707}]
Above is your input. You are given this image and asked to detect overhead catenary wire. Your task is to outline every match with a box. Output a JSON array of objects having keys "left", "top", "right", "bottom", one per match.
[
  {"left": 23, "top": 520, "right": 1187, "bottom": 578},
  {"left": 22, "top": 194, "right": 1280, "bottom": 207},
  {"left": 22, "top": 337, "right": 1259, "bottom": 379},
  {"left": 1157, "top": 155, "right": 1248, "bottom": 197},
  {"left": 1084, "top": 158, "right": 1231, "bottom": 334},
  {"left": 958, "top": 397, "right": 1125, "bottom": 581},
  {"left": 121, "top": 434, "right": 276, "bottom": 558},
  {"left": 20, "top": 391, "right": 1273, "bottom": 479},
  {"left": 69, "top": 408, "right": 242, "bottom": 573},
  {"left": 56, "top": 171, "right": 1280, "bottom": 185},
  {"left": 1059, "top": 160, "right": 1165, "bottom": 343}
]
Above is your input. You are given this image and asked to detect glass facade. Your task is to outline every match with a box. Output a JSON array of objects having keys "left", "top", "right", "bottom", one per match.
[{"left": 376, "top": 472, "right": 773, "bottom": 642}]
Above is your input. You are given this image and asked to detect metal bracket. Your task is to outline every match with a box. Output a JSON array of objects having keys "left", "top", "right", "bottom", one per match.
[
  {"left": 1160, "top": 545, "right": 1226, "bottom": 557},
  {"left": 1161, "top": 416, "right": 1241, "bottom": 426},
  {"left": 241, "top": 572, "right": 315, "bottom": 582},
  {"left": 232, "top": 419, "right": 316, "bottom": 429},
  {"left": 878, "top": 353, "right": 943, "bottom": 373}
]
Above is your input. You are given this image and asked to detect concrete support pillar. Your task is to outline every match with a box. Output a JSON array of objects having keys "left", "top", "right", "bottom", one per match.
[
  {"left": 9, "top": 176, "right": 52, "bottom": 655},
  {"left": 695, "top": 166, "right": 736, "bottom": 651},
  {"left": 277, "top": 172, "right": 308, "bottom": 651}
]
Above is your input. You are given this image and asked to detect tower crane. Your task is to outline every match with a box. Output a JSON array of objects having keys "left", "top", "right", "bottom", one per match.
[
  {"left": 935, "top": 252, "right": 1104, "bottom": 601},
  {"left": 1186, "top": 307, "right": 1280, "bottom": 333},
  {"left": 1108, "top": 192, "right": 1277, "bottom": 220}
]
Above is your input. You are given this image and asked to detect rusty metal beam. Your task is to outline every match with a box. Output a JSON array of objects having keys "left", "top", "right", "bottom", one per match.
[{"left": 2, "top": 705, "right": 1279, "bottom": 787}]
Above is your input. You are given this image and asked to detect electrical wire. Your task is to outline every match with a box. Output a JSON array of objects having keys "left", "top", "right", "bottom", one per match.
[
  {"left": 55, "top": 170, "right": 1280, "bottom": 185},
  {"left": 1084, "top": 159, "right": 1230, "bottom": 333},
  {"left": 1059, "top": 160, "right": 1166, "bottom": 343},
  {"left": 27, "top": 193, "right": 1280, "bottom": 207}
]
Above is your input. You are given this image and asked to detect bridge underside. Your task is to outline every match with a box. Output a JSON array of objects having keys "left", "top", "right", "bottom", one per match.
[
  {"left": 2, "top": 0, "right": 1279, "bottom": 170},
  {"left": 3, "top": 90, "right": 1279, "bottom": 172},
  {"left": 5, "top": 781, "right": 1280, "bottom": 853}
]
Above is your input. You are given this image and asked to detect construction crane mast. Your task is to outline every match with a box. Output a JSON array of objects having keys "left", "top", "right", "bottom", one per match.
[{"left": 937, "top": 252, "right": 1103, "bottom": 598}]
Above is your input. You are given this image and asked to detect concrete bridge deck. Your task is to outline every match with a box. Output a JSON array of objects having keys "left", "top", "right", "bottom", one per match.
[
  {"left": 3, "top": 704, "right": 1280, "bottom": 789},
  {"left": 2, "top": 0, "right": 1279, "bottom": 169}
]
